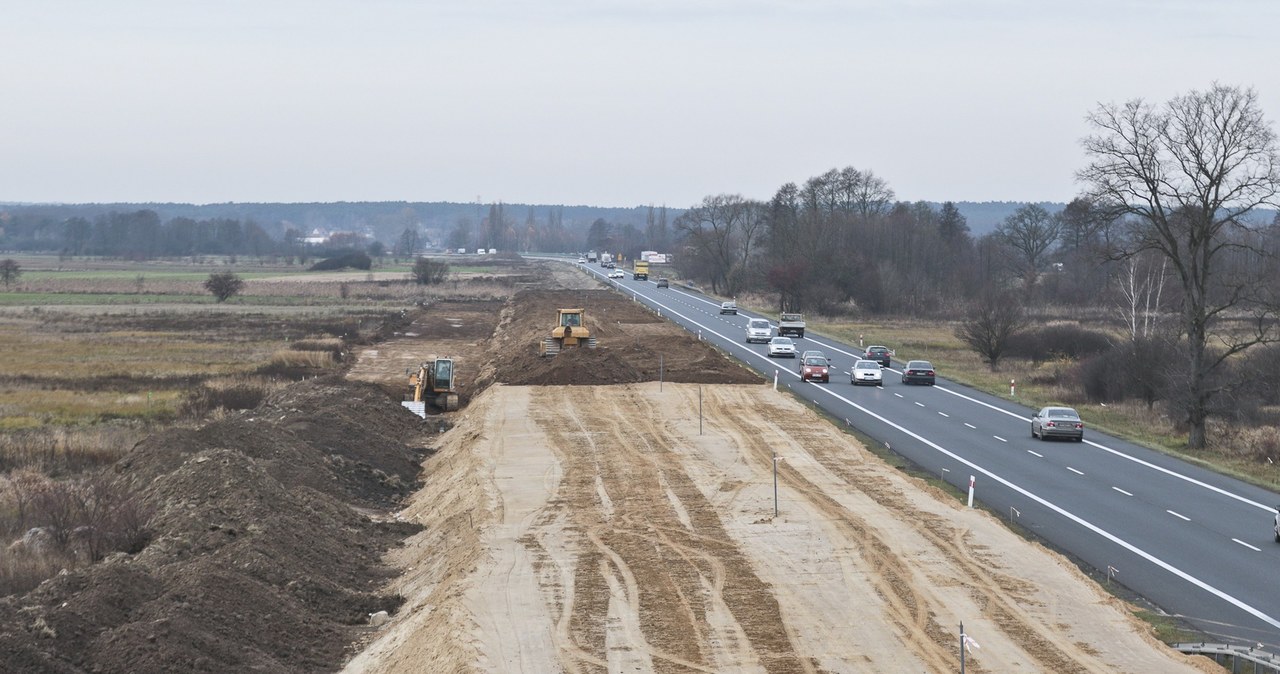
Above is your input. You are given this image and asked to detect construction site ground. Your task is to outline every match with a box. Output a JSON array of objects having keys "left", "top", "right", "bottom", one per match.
[{"left": 0, "top": 260, "right": 1216, "bottom": 672}]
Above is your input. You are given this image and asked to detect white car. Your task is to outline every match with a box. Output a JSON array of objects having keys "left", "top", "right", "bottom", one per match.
[
  {"left": 767, "top": 336, "right": 797, "bottom": 358},
  {"left": 745, "top": 318, "right": 773, "bottom": 343},
  {"left": 851, "top": 359, "right": 883, "bottom": 386},
  {"left": 577, "top": 257, "right": 586, "bottom": 263},
  {"left": 607, "top": 270, "right": 625, "bottom": 279}
]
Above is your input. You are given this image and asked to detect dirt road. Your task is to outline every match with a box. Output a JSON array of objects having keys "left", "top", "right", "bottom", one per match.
[{"left": 346, "top": 382, "right": 1212, "bottom": 673}]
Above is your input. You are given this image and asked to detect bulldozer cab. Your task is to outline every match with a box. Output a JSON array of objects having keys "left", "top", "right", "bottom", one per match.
[{"left": 559, "top": 309, "right": 583, "bottom": 328}]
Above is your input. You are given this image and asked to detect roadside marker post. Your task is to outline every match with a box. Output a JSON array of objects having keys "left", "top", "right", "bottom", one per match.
[
  {"left": 773, "top": 370, "right": 778, "bottom": 391},
  {"left": 1009, "top": 506, "right": 1020, "bottom": 523},
  {"left": 1010, "top": 379, "right": 1016, "bottom": 397},
  {"left": 967, "top": 475, "right": 975, "bottom": 508},
  {"left": 1107, "top": 565, "right": 1119, "bottom": 585}
]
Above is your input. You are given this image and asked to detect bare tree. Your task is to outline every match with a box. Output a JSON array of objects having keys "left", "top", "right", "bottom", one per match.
[
  {"left": 0, "top": 259, "right": 20, "bottom": 289},
  {"left": 955, "top": 292, "right": 1029, "bottom": 371},
  {"left": 996, "top": 204, "right": 1061, "bottom": 296},
  {"left": 673, "top": 194, "right": 762, "bottom": 295},
  {"left": 1079, "top": 83, "right": 1280, "bottom": 449},
  {"left": 1112, "top": 251, "right": 1169, "bottom": 342}
]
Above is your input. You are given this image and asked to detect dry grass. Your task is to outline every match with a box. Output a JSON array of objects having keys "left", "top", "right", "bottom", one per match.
[
  {"left": 269, "top": 350, "right": 337, "bottom": 368},
  {"left": 0, "top": 427, "right": 146, "bottom": 474}
]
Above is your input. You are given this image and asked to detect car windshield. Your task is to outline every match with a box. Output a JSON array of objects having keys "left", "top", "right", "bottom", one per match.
[
  {"left": 1047, "top": 409, "right": 1079, "bottom": 419},
  {"left": 804, "top": 357, "right": 826, "bottom": 366},
  {"left": 750, "top": 320, "right": 769, "bottom": 329},
  {"left": 910, "top": 362, "right": 932, "bottom": 369},
  {"left": 856, "top": 362, "right": 877, "bottom": 370},
  {"left": 868, "top": 347, "right": 886, "bottom": 353},
  {"left": 772, "top": 338, "right": 792, "bottom": 345}
]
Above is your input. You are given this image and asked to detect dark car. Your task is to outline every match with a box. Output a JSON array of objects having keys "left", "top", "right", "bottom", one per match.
[
  {"left": 656, "top": 278, "right": 669, "bottom": 288},
  {"left": 1032, "top": 406, "right": 1084, "bottom": 442},
  {"left": 863, "top": 345, "right": 892, "bottom": 367},
  {"left": 799, "top": 355, "right": 829, "bottom": 382},
  {"left": 901, "top": 360, "right": 935, "bottom": 385}
]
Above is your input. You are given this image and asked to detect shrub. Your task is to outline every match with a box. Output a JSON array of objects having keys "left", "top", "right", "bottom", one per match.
[
  {"left": 203, "top": 272, "right": 245, "bottom": 302},
  {"left": 1006, "top": 324, "right": 1114, "bottom": 364},
  {"left": 309, "top": 250, "right": 372, "bottom": 271},
  {"left": 179, "top": 377, "right": 278, "bottom": 418},
  {"left": 411, "top": 257, "right": 450, "bottom": 285}
]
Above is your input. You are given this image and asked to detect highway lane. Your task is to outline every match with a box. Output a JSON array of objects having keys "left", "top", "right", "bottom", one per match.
[{"left": 575, "top": 260, "right": 1280, "bottom": 650}]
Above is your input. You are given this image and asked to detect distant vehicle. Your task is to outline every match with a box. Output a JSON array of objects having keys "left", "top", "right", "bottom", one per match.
[
  {"left": 577, "top": 257, "right": 586, "bottom": 263},
  {"left": 799, "top": 355, "right": 829, "bottom": 382},
  {"left": 488, "top": 248, "right": 497, "bottom": 255},
  {"left": 719, "top": 301, "right": 737, "bottom": 314},
  {"left": 607, "top": 269, "right": 625, "bottom": 279},
  {"left": 863, "top": 345, "right": 893, "bottom": 368},
  {"left": 745, "top": 319, "right": 773, "bottom": 343},
  {"left": 457, "top": 248, "right": 466, "bottom": 254},
  {"left": 633, "top": 260, "right": 650, "bottom": 280},
  {"left": 767, "top": 336, "right": 797, "bottom": 358},
  {"left": 1031, "top": 406, "right": 1085, "bottom": 442},
  {"left": 800, "top": 350, "right": 829, "bottom": 365},
  {"left": 900, "top": 360, "right": 936, "bottom": 386},
  {"left": 600, "top": 253, "right": 613, "bottom": 267},
  {"left": 778, "top": 313, "right": 805, "bottom": 338},
  {"left": 587, "top": 251, "right": 598, "bottom": 263},
  {"left": 656, "top": 278, "right": 669, "bottom": 288},
  {"left": 851, "top": 359, "right": 883, "bottom": 386}
]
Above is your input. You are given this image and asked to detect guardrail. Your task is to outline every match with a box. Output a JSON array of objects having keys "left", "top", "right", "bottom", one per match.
[{"left": 1173, "top": 642, "right": 1279, "bottom": 673}]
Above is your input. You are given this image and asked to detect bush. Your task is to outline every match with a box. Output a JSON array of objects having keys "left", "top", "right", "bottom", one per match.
[
  {"left": 203, "top": 272, "right": 245, "bottom": 302},
  {"left": 411, "top": 257, "right": 450, "bottom": 285},
  {"left": 179, "top": 377, "right": 278, "bottom": 418},
  {"left": 1006, "top": 324, "right": 1114, "bottom": 364},
  {"left": 309, "top": 250, "right": 372, "bottom": 271},
  {"left": 1077, "top": 336, "right": 1177, "bottom": 406}
]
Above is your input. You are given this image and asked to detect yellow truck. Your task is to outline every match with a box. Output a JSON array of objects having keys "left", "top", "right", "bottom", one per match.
[{"left": 632, "top": 260, "right": 649, "bottom": 280}]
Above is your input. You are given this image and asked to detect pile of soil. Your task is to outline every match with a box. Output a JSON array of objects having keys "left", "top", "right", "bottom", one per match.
[
  {"left": 0, "top": 379, "right": 426, "bottom": 673},
  {"left": 478, "top": 289, "right": 762, "bottom": 387}
]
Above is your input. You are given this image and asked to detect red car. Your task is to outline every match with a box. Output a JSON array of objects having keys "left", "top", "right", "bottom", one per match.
[{"left": 799, "top": 355, "right": 829, "bottom": 382}]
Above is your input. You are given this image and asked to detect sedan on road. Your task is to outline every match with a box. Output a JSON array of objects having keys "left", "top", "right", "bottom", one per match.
[
  {"left": 863, "top": 345, "right": 893, "bottom": 367},
  {"left": 799, "top": 355, "right": 829, "bottom": 382},
  {"left": 901, "top": 360, "right": 936, "bottom": 385},
  {"left": 767, "top": 337, "right": 797, "bottom": 358},
  {"left": 1032, "top": 406, "right": 1085, "bottom": 442},
  {"left": 607, "top": 270, "right": 625, "bottom": 279},
  {"left": 851, "top": 359, "right": 883, "bottom": 386},
  {"left": 719, "top": 301, "right": 737, "bottom": 314},
  {"left": 656, "top": 278, "right": 670, "bottom": 288}
]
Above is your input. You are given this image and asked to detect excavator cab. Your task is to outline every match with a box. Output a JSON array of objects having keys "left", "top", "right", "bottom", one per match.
[
  {"left": 405, "top": 357, "right": 459, "bottom": 413},
  {"left": 541, "top": 308, "right": 597, "bottom": 356}
]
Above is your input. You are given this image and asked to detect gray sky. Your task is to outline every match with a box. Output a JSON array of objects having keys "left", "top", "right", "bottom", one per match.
[{"left": 3, "top": 0, "right": 1277, "bottom": 208}]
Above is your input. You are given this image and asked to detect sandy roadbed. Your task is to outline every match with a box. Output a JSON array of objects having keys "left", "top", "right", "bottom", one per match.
[{"left": 345, "top": 383, "right": 1212, "bottom": 673}]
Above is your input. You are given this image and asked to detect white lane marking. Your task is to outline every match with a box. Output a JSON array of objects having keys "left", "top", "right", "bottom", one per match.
[
  {"left": 931, "top": 383, "right": 1273, "bottom": 512},
  {"left": 894, "top": 393, "right": 904, "bottom": 398},
  {"left": 799, "top": 382, "right": 1280, "bottom": 632},
  {"left": 994, "top": 436, "right": 1007, "bottom": 443},
  {"left": 1067, "top": 467, "right": 1084, "bottom": 475},
  {"left": 1027, "top": 450, "right": 1043, "bottom": 457},
  {"left": 1167, "top": 510, "right": 1190, "bottom": 521},
  {"left": 1113, "top": 487, "right": 1133, "bottom": 496},
  {"left": 1234, "top": 539, "right": 1261, "bottom": 552},
  {"left": 938, "top": 412, "right": 950, "bottom": 418},
  {"left": 964, "top": 422, "right": 976, "bottom": 429},
  {"left": 915, "top": 402, "right": 926, "bottom": 408}
]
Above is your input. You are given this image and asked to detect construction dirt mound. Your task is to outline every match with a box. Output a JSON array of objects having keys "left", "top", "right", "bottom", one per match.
[
  {"left": 477, "top": 288, "right": 762, "bottom": 387},
  {"left": 0, "top": 379, "right": 428, "bottom": 673}
]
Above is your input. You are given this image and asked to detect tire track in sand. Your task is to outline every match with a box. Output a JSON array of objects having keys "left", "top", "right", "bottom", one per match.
[{"left": 530, "top": 386, "right": 816, "bottom": 674}]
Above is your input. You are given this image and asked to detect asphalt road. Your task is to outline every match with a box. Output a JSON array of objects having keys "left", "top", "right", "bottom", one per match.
[{"left": 580, "top": 261, "right": 1280, "bottom": 652}]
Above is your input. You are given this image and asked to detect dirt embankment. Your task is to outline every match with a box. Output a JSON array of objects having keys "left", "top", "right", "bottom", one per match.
[{"left": 346, "top": 383, "right": 1215, "bottom": 673}]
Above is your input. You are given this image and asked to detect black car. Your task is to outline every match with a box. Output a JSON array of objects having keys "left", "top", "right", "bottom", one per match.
[
  {"left": 863, "top": 345, "right": 892, "bottom": 367},
  {"left": 901, "top": 360, "right": 935, "bottom": 385}
]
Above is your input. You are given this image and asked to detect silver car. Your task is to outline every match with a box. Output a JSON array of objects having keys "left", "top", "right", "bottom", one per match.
[
  {"left": 767, "top": 336, "right": 797, "bottom": 358},
  {"left": 1031, "top": 406, "right": 1084, "bottom": 442}
]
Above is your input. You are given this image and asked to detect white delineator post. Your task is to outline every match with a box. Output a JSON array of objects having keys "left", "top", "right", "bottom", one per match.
[
  {"left": 773, "top": 370, "right": 778, "bottom": 391},
  {"left": 967, "top": 475, "right": 975, "bottom": 508},
  {"left": 1010, "top": 379, "right": 1016, "bottom": 396}
]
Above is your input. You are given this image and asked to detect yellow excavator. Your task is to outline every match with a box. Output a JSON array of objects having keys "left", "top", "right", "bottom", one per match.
[
  {"left": 540, "top": 308, "right": 598, "bottom": 356},
  {"left": 407, "top": 357, "right": 459, "bottom": 412}
]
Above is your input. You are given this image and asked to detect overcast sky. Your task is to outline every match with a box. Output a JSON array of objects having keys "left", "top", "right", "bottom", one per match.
[{"left": 3, "top": 1, "right": 1277, "bottom": 208}]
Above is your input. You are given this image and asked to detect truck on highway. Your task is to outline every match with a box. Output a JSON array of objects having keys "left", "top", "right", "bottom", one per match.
[
  {"left": 632, "top": 260, "right": 649, "bottom": 280},
  {"left": 600, "top": 253, "right": 612, "bottom": 267},
  {"left": 779, "top": 313, "right": 805, "bottom": 338},
  {"left": 587, "top": 251, "right": 598, "bottom": 263}
]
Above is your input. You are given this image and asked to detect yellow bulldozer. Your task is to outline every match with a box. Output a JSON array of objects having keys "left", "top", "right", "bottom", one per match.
[
  {"left": 405, "top": 357, "right": 459, "bottom": 413},
  {"left": 540, "top": 308, "right": 598, "bottom": 356}
]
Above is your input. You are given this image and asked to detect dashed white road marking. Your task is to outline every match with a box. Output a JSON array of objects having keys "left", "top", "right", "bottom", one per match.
[
  {"left": 1167, "top": 510, "right": 1190, "bottom": 521},
  {"left": 915, "top": 402, "right": 925, "bottom": 408},
  {"left": 938, "top": 412, "right": 949, "bottom": 418},
  {"left": 994, "top": 435, "right": 1007, "bottom": 443},
  {"left": 964, "top": 422, "right": 976, "bottom": 429},
  {"left": 1027, "top": 450, "right": 1043, "bottom": 457},
  {"left": 1234, "top": 539, "right": 1261, "bottom": 552},
  {"left": 1067, "top": 467, "right": 1084, "bottom": 476},
  {"left": 1113, "top": 487, "right": 1133, "bottom": 496}
]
